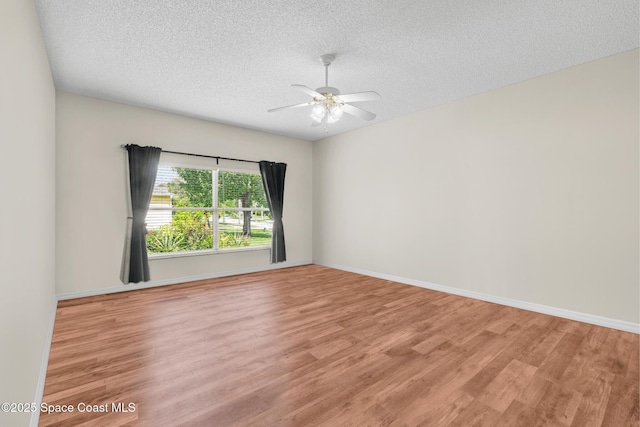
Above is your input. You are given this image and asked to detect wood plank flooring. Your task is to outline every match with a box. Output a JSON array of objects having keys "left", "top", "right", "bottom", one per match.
[{"left": 40, "top": 265, "right": 639, "bottom": 426}]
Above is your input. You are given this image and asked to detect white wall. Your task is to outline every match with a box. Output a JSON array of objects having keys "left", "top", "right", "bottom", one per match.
[
  {"left": 313, "top": 50, "right": 639, "bottom": 324},
  {"left": 0, "top": 1, "right": 56, "bottom": 426},
  {"left": 56, "top": 93, "right": 312, "bottom": 295}
]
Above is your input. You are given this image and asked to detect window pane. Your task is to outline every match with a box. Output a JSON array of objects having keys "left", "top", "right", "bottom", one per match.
[
  {"left": 167, "top": 167, "right": 213, "bottom": 208},
  {"left": 217, "top": 171, "right": 271, "bottom": 248},
  {"left": 218, "top": 171, "right": 267, "bottom": 210},
  {"left": 146, "top": 210, "right": 213, "bottom": 254}
]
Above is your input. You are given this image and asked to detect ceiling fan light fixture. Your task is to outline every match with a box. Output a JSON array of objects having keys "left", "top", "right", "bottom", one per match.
[
  {"left": 330, "top": 105, "right": 343, "bottom": 119},
  {"left": 327, "top": 105, "right": 343, "bottom": 124},
  {"left": 311, "top": 105, "right": 325, "bottom": 122}
]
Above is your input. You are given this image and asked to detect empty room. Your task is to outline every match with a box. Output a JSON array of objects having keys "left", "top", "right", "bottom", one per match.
[{"left": 1, "top": 0, "right": 638, "bottom": 426}]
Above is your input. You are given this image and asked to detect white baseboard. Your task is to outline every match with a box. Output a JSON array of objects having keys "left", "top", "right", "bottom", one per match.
[
  {"left": 30, "top": 298, "right": 58, "bottom": 427},
  {"left": 316, "top": 262, "right": 640, "bottom": 334},
  {"left": 56, "top": 261, "right": 313, "bottom": 301}
]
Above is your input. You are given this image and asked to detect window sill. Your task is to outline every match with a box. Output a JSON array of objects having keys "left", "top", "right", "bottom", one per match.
[{"left": 148, "top": 245, "right": 270, "bottom": 260}]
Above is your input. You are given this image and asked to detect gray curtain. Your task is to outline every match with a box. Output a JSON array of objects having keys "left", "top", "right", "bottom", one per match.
[
  {"left": 121, "top": 144, "right": 161, "bottom": 283},
  {"left": 259, "top": 161, "right": 287, "bottom": 263}
]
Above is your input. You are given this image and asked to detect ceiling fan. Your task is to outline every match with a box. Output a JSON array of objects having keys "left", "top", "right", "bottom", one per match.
[{"left": 268, "top": 54, "right": 380, "bottom": 127}]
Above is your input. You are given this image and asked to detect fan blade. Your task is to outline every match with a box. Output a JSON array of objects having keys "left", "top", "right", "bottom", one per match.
[
  {"left": 341, "top": 103, "right": 377, "bottom": 121},
  {"left": 337, "top": 91, "right": 381, "bottom": 103},
  {"left": 268, "top": 102, "right": 315, "bottom": 113},
  {"left": 292, "top": 84, "right": 325, "bottom": 99}
]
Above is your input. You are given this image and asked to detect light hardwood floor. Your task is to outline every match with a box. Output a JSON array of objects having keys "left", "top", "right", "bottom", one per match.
[{"left": 40, "top": 265, "right": 638, "bottom": 426}]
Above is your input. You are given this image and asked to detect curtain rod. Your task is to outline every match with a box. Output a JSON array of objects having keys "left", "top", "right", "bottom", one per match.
[{"left": 120, "top": 144, "right": 260, "bottom": 165}]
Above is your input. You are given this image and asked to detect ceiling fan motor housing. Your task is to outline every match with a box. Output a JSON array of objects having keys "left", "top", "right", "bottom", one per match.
[{"left": 315, "top": 86, "right": 341, "bottom": 96}]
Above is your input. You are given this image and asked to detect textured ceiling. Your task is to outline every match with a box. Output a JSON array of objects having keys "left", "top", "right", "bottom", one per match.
[{"left": 36, "top": 0, "right": 638, "bottom": 142}]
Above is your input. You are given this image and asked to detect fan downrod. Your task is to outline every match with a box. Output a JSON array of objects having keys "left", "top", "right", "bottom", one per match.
[{"left": 317, "top": 54, "right": 339, "bottom": 95}]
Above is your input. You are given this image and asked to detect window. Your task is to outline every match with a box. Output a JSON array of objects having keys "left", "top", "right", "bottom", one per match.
[{"left": 145, "top": 165, "right": 272, "bottom": 256}]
